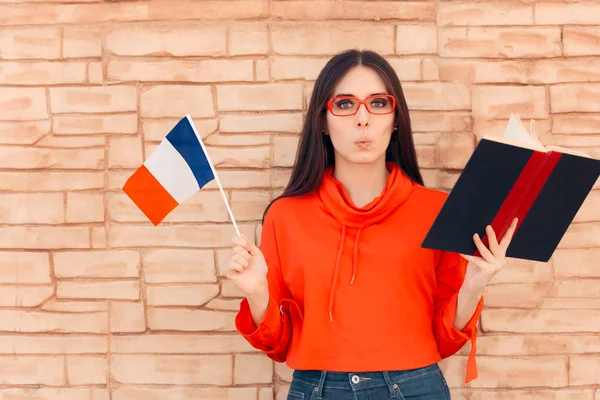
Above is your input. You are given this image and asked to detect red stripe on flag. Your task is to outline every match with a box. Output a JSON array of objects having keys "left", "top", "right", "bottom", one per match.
[
  {"left": 122, "top": 165, "right": 178, "bottom": 226},
  {"left": 476, "top": 150, "right": 562, "bottom": 257}
]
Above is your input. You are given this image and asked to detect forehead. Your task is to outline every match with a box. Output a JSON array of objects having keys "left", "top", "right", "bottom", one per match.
[{"left": 333, "top": 65, "right": 388, "bottom": 97}]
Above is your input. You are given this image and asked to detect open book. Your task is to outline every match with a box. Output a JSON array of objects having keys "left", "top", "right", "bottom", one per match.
[{"left": 422, "top": 114, "right": 600, "bottom": 262}]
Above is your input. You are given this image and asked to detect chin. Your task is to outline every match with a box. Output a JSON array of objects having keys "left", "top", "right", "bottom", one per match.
[{"left": 345, "top": 152, "right": 384, "bottom": 165}]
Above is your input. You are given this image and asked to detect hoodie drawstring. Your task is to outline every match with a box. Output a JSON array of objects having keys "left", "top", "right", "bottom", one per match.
[{"left": 328, "top": 226, "right": 362, "bottom": 322}]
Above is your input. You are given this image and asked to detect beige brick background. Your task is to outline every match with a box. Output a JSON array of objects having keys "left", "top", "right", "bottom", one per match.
[{"left": 0, "top": 0, "right": 599, "bottom": 399}]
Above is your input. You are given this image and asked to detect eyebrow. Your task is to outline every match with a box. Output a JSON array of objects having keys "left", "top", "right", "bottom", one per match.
[{"left": 334, "top": 92, "right": 388, "bottom": 97}]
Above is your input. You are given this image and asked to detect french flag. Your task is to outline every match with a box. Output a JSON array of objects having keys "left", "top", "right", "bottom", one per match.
[{"left": 122, "top": 115, "right": 239, "bottom": 231}]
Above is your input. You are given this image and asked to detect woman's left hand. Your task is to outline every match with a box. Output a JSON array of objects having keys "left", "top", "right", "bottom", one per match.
[{"left": 460, "top": 217, "right": 518, "bottom": 295}]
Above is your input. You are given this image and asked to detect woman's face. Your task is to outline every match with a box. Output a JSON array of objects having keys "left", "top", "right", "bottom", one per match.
[{"left": 325, "top": 65, "right": 395, "bottom": 166}]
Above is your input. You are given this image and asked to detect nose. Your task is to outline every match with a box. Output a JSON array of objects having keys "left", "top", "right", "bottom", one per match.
[{"left": 355, "top": 103, "right": 369, "bottom": 128}]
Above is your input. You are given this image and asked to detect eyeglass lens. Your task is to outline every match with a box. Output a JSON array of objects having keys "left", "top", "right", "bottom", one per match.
[{"left": 331, "top": 96, "right": 394, "bottom": 115}]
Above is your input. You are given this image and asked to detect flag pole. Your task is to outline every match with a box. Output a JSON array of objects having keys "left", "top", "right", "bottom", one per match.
[{"left": 186, "top": 114, "right": 241, "bottom": 237}]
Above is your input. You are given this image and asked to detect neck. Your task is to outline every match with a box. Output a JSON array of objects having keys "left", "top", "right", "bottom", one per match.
[{"left": 332, "top": 157, "right": 390, "bottom": 208}]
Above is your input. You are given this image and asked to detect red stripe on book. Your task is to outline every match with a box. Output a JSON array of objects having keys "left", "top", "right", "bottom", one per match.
[{"left": 475, "top": 150, "right": 562, "bottom": 257}]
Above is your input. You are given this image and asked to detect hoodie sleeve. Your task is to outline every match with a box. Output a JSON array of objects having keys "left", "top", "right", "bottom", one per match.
[
  {"left": 432, "top": 250, "right": 484, "bottom": 384},
  {"left": 234, "top": 208, "right": 294, "bottom": 363}
]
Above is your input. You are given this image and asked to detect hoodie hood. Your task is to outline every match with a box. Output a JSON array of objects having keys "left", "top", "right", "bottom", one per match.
[{"left": 317, "top": 162, "right": 415, "bottom": 321}]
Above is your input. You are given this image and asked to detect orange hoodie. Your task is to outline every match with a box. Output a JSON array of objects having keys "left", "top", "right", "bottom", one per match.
[{"left": 235, "top": 162, "right": 484, "bottom": 384}]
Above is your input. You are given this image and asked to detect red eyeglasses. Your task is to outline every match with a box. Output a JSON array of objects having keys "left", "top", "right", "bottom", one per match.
[{"left": 326, "top": 94, "right": 396, "bottom": 116}]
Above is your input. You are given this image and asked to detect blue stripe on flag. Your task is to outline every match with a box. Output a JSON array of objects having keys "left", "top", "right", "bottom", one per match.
[{"left": 166, "top": 117, "right": 215, "bottom": 189}]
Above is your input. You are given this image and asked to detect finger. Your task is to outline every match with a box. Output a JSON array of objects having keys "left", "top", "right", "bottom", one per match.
[
  {"left": 232, "top": 254, "right": 249, "bottom": 269},
  {"left": 500, "top": 217, "right": 519, "bottom": 249},
  {"left": 240, "top": 233, "right": 259, "bottom": 256},
  {"left": 461, "top": 253, "right": 496, "bottom": 274},
  {"left": 473, "top": 233, "right": 495, "bottom": 264},
  {"left": 232, "top": 235, "right": 254, "bottom": 254},
  {"left": 485, "top": 225, "right": 500, "bottom": 256},
  {"left": 233, "top": 246, "right": 251, "bottom": 261},
  {"left": 227, "top": 263, "right": 244, "bottom": 276}
]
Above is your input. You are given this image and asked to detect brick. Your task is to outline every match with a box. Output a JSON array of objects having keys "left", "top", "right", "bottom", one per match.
[
  {"left": 88, "top": 61, "right": 103, "bottom": 84},
  {"left": 439, "top": 2, "right": 533, "bottom": 26},
  {"left": 209, "top": 145, "right": 271, "bottom": 168},
  {"left": 473, "top": 118, "right": 552, "bottom": 142},
  {"left": 111, "top": 354, "right": 232, "bottom": 385},
  {"left": 450, "top": 389, "right": 592, "bottom": 400},
  {"left": 540, "top": 298, "right": 600, "bottom": 310},
  {"left": 556, "top": 280, "right": 600, "bottom": 298},
  {"left": 143, "top": 249, "right": 217, "bottom": 284},
  {"left": 0, "top": 286, "right": 53, "bottom": 307},
  {"left": 443, "top": 356, "right": 567, "bottom": 388},
  {"left": 0, "top": 310, "right": 107, "bottom": 333},
  {"left": 206, "top": 298, "right": 241, "bottom": 311},
  {"left": 50, "top": 86, "right": 136, "bottom": 114},
  {"left": 109, "top": 224, "right": 254, "bottom": 248},
  {"left": 558, "top": 223, "right": 600, "bottom": 248},
  {"left": 0, "top": 61, "right": 87, "bottom": 85},
  {"left": 422, "top": 59, "right": 439, "bottom": 81},
  {"left": 110, "top": 302, "right": 145, "bottom": 333},
  {"left": 41, "top": 300, "right": 108, "bottom": 313},
  {"left": 472, "top": 85, "right": 547, "bottom": 119},
  {"left": 111, "top": 334, "right": 253, "bottom": 354},
  {"left": 563, "top": 27, "right": 600, "bottom": 56},
  {"left": 36, "top": 135, "right": 105, "bottom": 148},
  {"left": 0, "top": 120, "right": 49, "bottom": 145},
  {"left": 0, "top": 252, "right": 51, "bottom": 283},
  {"left": 54, "top": 250, "right": 139, "bottom": 279},
  {"left": 107, "top": 59, "right": 253, "bottom": 82},
  {"left": 0, "top": 389, "right": 106, "bottom": 400},
  {"left": 411, "top": 112, "right": 471, "bottom": 133},
  {"left": 275, "top": 363, "right": 294, "bottom": 382},
  {"left": 0, "top": 193, "right": 63, "bottom": 224},
  {"left": 0, "top": 27, "right": 60, "bottom": 59},
  {"left": 0, "top": 227, "right": 89, "bottom": 249},
  {"left": 148, "top": 308, "right": 236, "bottom": 331},
  {"left": 213, "top": 170, "right": 271, "bottom": 189},
  {"left": 271, "top": 22, "right": 394, "bottom": 55},
  {"left": 260, "top": 388, "right": 275, "bottom": 400},
  {"left": 0, "top": 335, "right": 106, "bottom": 354},
  {"left": 67, "top": 356, "right": 107, "bottom": 385},
  {"left": 553, "top": 115, "right": 600, "bottom": 135},
  {"left": 0, "top": 171, "right": 103, "bottom": 191},
  {"left": 483, "top": 283, "right": 554, "bottom": 308},
  {"left": 63, "top": 26, "right": 101, "bottom": 58},
  {"left": 229, "top": 23, "right": 268, "bottom": 55},
  {"left": 105, "top": 24, "right": 226, "bottom": 57},
  {"left": 385, "top": 58, "right": 422, "bottom": 81},
  {"left": 221, "top": 113, "right": 302, "bottom": 134},
  {"left": 473, "top": 334, "right": 600, "bottom": 357},
  {"left": 553, "top": 249, "right": 600, "bottom": 279},
  {"left": 92, "top": 227, "right": 106, "bottom": 249},
  {"left": 536, "top": 3, "right": 600, "bottom": 25},
  {"left": 273, "top": 136, "right": 298, "bottom": 167},
  {"left": 113, "top": 387, "right": 257, "bottom": 400},
  {"left": 551, "top": 84, "right": 600, "bottom": 113},
  {"left": 256, "top": 59, "right": 269, "bottom": 81},
  {"left": 0, "top": 147, "right": 104, "bottom": 169},
  {"left": 234, "top": 354, "right": 273, "bottom": 384},
  {"left": 396, "top": 25, "right": 437, "bottom": 54},
  {"left": 437, "top": 133, "right": 474, "bottom": 169},
  {"left": 58, "top": 281, "right": 139, "bottom": 301},
  {"left": 415, "top": 146, "right": 436, "bottom": 168},
  {"left": 403, "top": 83, "right": 470, "bottom": 110},
  {"left": 0, "top": 87, "right": 47, "bottom": 120},
  {"left": 220, "top": 280, "right": 245, "bottom": 298},
  {"left": 217, "top": 83, "right": 302, "bottom": 111},
  {"left": 66, "top": 192, "right": 104, "bottom": 223},
  {"left": 141, "top": 85, "right": 214, "bottom": 118},
  {"left": 205, "top": 133, "right": 271, "bottom": 146},
  {"left": 144, "top": 118, "right": 217, "bottom": 141},
  {"left": 490, "top": 258, "right": 553, "bottom": 284},
  {"left": 231, "top": 190, "right": 271, "bottom": 221},
  {"left": 53, "top": 114, "right": 137, "bottom": 135},
  {"left": 271, "top": 57, "right": 327, "bottom": 80},
  {"left": 109, "top": 136, "right": 143, "bottom": 169},
  {"left": 441, "top": 27, "right": 561, "bottom": 58},
  {"left": 147, "top": 284, "right": 219, "bottom": 306},
  {"left": 0, "top": 356, "right": 64, "bottom": 385},
  {"left": 270, "top": 2, "right": 435, "bottom": 21},
  {"left": 570, "top": 355, "right": 600, "bottom": 386},
  {"left": 482, "top": 309, "right": 600, "bottom": 333},
  {"left": 145, "top": 1, "right": 269, "bottom": 21}
]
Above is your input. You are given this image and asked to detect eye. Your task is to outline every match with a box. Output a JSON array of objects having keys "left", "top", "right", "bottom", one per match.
[
  {"left": 335, "top": 99, "right": 355, "bottom": 109},
  {"left": 370, "top": 97, "right": 389, "bottom": 108}
]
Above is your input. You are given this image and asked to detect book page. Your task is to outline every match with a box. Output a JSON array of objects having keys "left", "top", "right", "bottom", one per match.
[{"left": 503, "top": 114, "right": 545, "bottom": 151}]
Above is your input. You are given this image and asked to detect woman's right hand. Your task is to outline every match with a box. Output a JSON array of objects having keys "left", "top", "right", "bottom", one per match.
[{"left": 226, "top": 234, "right": 269, "bottom": 296}]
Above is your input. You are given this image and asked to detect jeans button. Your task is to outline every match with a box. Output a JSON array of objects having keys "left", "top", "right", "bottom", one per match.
[{"left": 351, "top": 375, "right": 360, "bottom": 384}]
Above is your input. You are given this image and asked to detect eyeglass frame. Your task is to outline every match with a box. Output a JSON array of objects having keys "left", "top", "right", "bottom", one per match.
[{"left": 325, "top": 94, "right": 397, "bottom": 117}]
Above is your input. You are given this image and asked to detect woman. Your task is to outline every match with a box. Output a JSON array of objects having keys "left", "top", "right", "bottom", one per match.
[{"left": 226, "top": 49, "right": 516, "bottom": 400}]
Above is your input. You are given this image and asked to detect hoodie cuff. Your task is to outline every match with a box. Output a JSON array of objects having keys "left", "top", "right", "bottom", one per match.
[{"left": 235, "top": 296, "right": 283, "bottom": 347}]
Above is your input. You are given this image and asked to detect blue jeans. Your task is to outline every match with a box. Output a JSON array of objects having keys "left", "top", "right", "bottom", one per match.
[{"left": 287, "top": 363, "right": 451, "bottom": 400}]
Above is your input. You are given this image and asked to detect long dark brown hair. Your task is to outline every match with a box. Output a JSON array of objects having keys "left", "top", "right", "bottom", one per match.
[{"left": 263, "top": 49, "right": 423, "bottom": 222}]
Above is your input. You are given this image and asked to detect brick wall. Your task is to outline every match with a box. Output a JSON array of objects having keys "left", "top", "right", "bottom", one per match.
[{"left": 0, "top": 1, "right": 599, "bottom": 399}]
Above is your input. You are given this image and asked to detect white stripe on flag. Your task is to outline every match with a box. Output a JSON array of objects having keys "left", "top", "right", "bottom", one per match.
[{"left": 144, "top": 138, "right": 200, "bottom": 204}]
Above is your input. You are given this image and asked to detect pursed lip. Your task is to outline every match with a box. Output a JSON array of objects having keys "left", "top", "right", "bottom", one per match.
[{"left": 354, "top": 138, "right": 372, "bottom": 145}]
